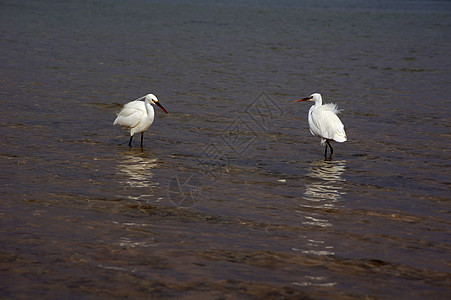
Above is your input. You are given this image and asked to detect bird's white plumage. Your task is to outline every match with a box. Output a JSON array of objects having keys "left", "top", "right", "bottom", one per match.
[
  {"left": 113, "top": 99, "right": 155, "bottom": 136},
  {"left": 308, "top": 102, "right": 347, "bottom": 145}
]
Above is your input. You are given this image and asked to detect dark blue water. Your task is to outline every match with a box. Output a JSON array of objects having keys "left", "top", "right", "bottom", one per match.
[{"left": 1, "top": 0, "right": 450, "bottom": 298}]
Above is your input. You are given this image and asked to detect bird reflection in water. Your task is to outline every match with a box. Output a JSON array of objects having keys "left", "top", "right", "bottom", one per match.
[
  {"left": 115, "top": 152, "right": 161, "bottom": 251},
  {"left": 302, "top": 159, "right": 347, "bottom": 210},
  {"left": 293, "top": 160, "right": 347, "bottom": 288},
  {"left": 298, "top": 159, "right": 347, "bottom": 238},
  {"left": 117, "top": 151, "right": 160, "bottom": 201}
]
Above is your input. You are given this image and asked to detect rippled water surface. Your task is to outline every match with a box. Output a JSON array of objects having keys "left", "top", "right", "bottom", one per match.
[{"left": 1, "top": 0, "right": 450, "bottom": 298}]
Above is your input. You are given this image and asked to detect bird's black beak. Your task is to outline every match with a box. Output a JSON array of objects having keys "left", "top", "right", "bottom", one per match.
[
  {"left": 155, "top": 101, "right": 169, "bottom": 114},
  {"left": 295, "top": 96, "right": 312, "bottom": 102}
]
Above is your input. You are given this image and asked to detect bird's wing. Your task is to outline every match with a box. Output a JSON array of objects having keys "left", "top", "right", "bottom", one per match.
[
  {"left": 321, "top": 104, "right": 347, "bottom": 141},
  {"left": 113, "top": 103, "right": 144, "bottom": 128},
  {"left": 311, "top": 107, "right": 346, "bottom": 142}
]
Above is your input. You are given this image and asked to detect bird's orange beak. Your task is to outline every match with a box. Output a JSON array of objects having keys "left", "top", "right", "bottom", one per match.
[
  {"left": 156, "top": 102, "right": 169, "bottom": 114},
  {"left": 295, "top": 96, "right": 312, "bottom": 102}
]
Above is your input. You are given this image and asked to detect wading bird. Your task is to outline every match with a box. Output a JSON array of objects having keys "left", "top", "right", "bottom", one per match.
[
  {"left": 295, "top": 93, "right": 347, "bottom": 159},
  {"left": 113, "top": 93, "right": 168, "bottom": 147}
]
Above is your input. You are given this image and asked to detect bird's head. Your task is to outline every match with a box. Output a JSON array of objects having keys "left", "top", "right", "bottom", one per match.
[
  {"left": 142, "top": 93, "right": 169, "bottom": 114},
  {"left": 295, "top": 93, "right": 322, "bottom": 103}
]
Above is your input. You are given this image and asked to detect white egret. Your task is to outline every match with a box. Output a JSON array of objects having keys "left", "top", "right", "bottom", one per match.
[
  {"left": 295, "top": 93, "right": 347, "bottom": 159},
  {"left": 113, "top": 93, "right": 168, "bottom": 147}
]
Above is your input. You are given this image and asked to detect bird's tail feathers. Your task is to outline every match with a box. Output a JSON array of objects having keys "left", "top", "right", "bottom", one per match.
[{"left": 334, "top": 128, "right": 347, "bottom": 142}]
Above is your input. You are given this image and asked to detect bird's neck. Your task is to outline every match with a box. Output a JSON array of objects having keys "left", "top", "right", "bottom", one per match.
[
  {"left": 313, "top": 99, "right": 322, "bottom": 106},
  {"left": 144, "top": 102, "right": 155, "bottom": 118}
]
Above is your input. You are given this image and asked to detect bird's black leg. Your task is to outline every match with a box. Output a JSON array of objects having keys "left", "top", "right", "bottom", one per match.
[
  {"left": 324, "top": 144, "right": 328, "bottom": 158},
  {"left": 140, "top": 132, "right": 144, "bottom": 148},
  {"left": 128, "top": 135, "right": 133, "bottom": 148},
  {"left": 326, "top": 140, "right": 334, "bottom": 160}
]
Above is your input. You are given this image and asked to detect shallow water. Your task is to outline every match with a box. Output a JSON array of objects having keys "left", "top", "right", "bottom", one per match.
[{"left": 1, "top": 0, "right": 450, "bottom": 299}]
